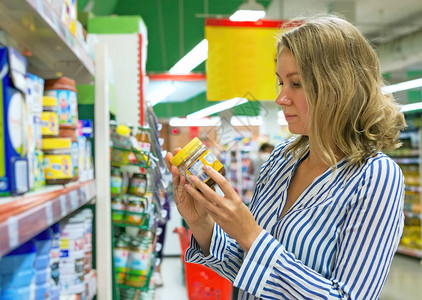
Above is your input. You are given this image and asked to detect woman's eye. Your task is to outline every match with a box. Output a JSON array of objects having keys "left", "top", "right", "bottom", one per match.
[
  {"left": 292, "top": 82, "right": 301, "bottom": 88},
  {"left": 278, "top": 81, "right": 284, "bottom": 86}
]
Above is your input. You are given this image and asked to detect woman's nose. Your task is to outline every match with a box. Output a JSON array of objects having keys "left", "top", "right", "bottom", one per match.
[{"left": 276, "top": 94, "right": 292, "bottom": 106}]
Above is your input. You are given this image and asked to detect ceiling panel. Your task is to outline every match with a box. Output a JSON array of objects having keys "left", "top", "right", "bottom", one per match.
[{"left": 83, "top": 0, "right": 422, "bottom": 117}]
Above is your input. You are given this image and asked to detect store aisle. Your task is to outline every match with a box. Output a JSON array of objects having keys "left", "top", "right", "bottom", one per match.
[
  {"left": 155, "top": 256, "right": 187, "bottom": 300},
  {"left": 380, "top": 254, "right": 422, "bottom": 300},
  {"left": 155, "top": 254, "right": 422, "bottom": 300}
]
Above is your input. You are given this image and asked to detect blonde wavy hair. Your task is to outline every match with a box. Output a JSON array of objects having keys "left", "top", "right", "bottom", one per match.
[{"left": 277, "top": 15, "right": 406, "bottom": 167}]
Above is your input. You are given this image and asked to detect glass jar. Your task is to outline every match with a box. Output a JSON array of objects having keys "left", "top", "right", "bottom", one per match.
[
  {"left": 125, "top": 237, "right": 150, "bottom": 287},
  {"left": 111, "top": 197, "right": 126, "bottom": 223},
  {"left": 113, "top": 235, "right": 131, "bottom": 284},
  {"left": 125, "top": 196, "right": 146, "bottom": 225},
  {"left": 128, "top": 173, "right": 147, "bottom": 196},
  {"left": 136, "top": 126, "right": 151, "bottom": 153},
  {"left": 170, "top": 137, "right": 226, "bottom": 189},
  {"left": 110, "top": 167, "right": 123, "bottom": 196}
]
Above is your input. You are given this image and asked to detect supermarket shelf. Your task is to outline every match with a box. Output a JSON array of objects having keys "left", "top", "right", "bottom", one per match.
[
  {"left": 405, "top": 186, "right": 422, "bottom": 193},
  {"left": 403, "top": 211, "right": 422, "bottom": 219},
  {"left": 117, "top": 251, "right": 157, "bottom": 292},
  {"left": 112, "top": 221, "right": 150, "bottom": 231},
  {"left": 397, "top": 245, "right": 422, "bottom": 258},
  {"left": 393, "top": 157, "right": 419, "bottom": 164},
  {"left": 0, "top": 180, "right": 96, "bottom": 258},
  {"left": 0, "top": 0, "right": 94, "bottom": 83}
]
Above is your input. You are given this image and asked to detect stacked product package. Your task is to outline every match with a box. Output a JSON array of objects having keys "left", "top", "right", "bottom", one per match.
[
  {"left": 0, "top": 209, "right": 96, "bottom": 299},
  {"left": 0, "top": 45, "right": 94, "bottom": 197}
]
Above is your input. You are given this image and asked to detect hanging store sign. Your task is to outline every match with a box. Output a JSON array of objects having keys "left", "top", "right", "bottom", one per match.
[{"left": 205, "top": 19, "right": 287, "bottom": 101}]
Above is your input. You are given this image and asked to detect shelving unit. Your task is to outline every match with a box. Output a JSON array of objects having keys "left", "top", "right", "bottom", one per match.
[
  {"left": 0, "top": 0, "right": 94, "bottom": 83},
  {"left": 385, "top": 114, "right": 422, "bottom": 259},
  {"left": 0, "top": 180, "right": 96, "bottom": 258},
  {"left": 0, "top": 0, "right": 109, "bottom": 298}
]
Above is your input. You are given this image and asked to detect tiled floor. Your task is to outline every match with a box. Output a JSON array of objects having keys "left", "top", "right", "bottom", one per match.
[{"left": 155, "top": 254, "right": 422, "bottom": 300}]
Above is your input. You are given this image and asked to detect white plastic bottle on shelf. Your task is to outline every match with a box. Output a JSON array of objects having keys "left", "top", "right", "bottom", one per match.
[
  {"left": 59, "top": 213, "right": 86, "bottom": 296},
  {"left": 80, "top": 208, "right": 93, "bottom": 273}
]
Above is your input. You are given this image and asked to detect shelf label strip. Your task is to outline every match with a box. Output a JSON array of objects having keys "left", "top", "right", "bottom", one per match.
[
  {"left": 70, "top": 190, "right": 79, "bottom": 210},
  {"left": 45, "top": 201, "right": 53, "bottom": 225},
  {"left": 60, "top": 195, "right": 67, "bottom": 217},
  {"left": 8, "top": 216, "right": 18, "bottom": 249}
]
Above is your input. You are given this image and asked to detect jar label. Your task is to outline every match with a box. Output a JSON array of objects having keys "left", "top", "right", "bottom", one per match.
[
  {"left": 111, "top": 177, "right": 123, "bottom": 195},
  {"left": 41, "top": 111, "right": 59, "bottom": 135},
  {"left": 44, "top": 154, "right": 73, "bottom": 179},
  {"left": 186, "top": 149, "right": 223, "bottom": 182},
  {"left": 45, "top": 90, "right": 78, "bottom": 126},
  {"left": 129, "top": 177, "right": 146, "bottom": 195}
]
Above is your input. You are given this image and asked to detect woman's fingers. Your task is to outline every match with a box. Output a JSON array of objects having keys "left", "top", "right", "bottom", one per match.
[
  {"left": 185, "top": 181, "right": 220, "bottom": 211},
  {"left": 202, "top": 166, "right": 238, "bottom": 199}
]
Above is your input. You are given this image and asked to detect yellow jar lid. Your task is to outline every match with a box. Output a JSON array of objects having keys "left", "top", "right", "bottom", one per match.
[
  {"left": 43, "top": 96, "right": 57, "bottom": 107},
  {"left": 42, "top": 138, "right": 72, "bottom": 150},
  {"left": 170, "top": 137, "right": 202, "bottom": 167}
]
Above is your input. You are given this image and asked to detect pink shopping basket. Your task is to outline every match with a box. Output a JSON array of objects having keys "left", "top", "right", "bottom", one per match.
[{"left": 174, "top": 226, "right": 233, "bottom": 300}]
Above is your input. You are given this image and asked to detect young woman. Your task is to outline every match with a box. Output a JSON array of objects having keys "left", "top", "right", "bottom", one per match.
[{"left": 165, "top": 15, "right": 406, "bottom": 299}]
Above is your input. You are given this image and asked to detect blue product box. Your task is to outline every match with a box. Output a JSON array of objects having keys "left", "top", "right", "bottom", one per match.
[{"left": 0, "top": 46, "right": 29, "bottom": 195}]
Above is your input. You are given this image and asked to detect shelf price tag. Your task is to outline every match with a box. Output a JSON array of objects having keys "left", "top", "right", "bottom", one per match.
[
  {"left": 45, "top": 201, "right": 53, "bottom": 225},
  {"left": 60, "top": 195, "right": 67, "bottom": 217},
  {"left": 70, "top": 190, "right": 79, "bottom": 210},
  {"left": 8, "top": 216, "right": 19, "bottom": 249}
]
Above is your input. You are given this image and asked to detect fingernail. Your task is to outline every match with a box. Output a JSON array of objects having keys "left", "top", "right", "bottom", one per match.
[
  {"left": 184, "top": 184, "right": 190, "bottom": 190},
  {"left": 203, "top": 165, "right": 210, "bottom": 171},
  {"left": 190, "top": 175, "right": 197, "bottom": 182}
]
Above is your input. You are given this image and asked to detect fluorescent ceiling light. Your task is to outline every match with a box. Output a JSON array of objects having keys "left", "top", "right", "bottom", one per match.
[
  {"left": 186, "top": 97, "right": 248, "bottom": 119},
  {"left": 169, "top": 115, "right": 287, "bottom": 127},
  {"left": 382, "top": 78, "right": 422, "bottom": 94},
  {"left": 380, "top": 77, "right": 422, "bottom": 112},
  {"left": 400, "top": 102, "right": 422, "bottom": 113},
  {"left": 147, "top": 80, "right": 176, "bottom": 106},
  {"left": 169, "top": 39, "right": 208, "bottom": 74},
  {"left": 230, "top": 0, "right": 266, "bottom": 22},
  {"left": 170, "top": 117, "right": 221, "bottom": 127}
]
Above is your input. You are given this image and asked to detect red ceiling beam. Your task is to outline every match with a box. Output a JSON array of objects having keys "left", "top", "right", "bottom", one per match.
[{"left": 147, "top": 73, "right": 206, "bottom": 81}]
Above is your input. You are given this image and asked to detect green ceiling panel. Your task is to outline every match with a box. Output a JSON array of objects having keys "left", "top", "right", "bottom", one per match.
[
  {"left": 153, "top": 92, "right": 262, "bottom": 119},
  {"left": 88, "top": 15, "right": 145, "bottom": 34},
  {"left": 113, "top": 0, "right": 270, "bottom": 73},
  {"left": 153, "top": 92, "right": 210, "bottom": 118}
]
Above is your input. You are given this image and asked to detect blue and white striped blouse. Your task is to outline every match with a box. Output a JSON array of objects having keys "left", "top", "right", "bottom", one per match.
[{"left": 185, "top": 139, "right": 405, "bottom": 299}]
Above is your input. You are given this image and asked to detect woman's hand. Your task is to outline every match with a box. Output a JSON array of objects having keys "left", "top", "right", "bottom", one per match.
[
  {"left": 164, "top": 150, "right": 211, "bottom": 226},
  {"left": 185, "top": 165, "right": 263, "bottom": 253}
]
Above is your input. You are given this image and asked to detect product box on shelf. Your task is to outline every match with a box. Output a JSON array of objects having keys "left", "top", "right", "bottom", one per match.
[
  {"left": 0, "top": 46, "right": 29, "bottom": 195},
  {"left": 26, "top": 73, "right": 45, "bottom": 190}
]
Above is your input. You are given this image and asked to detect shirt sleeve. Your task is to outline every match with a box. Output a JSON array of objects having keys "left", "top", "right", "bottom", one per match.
[
  {"left": 234, "top": 157, "right": 404, "bottom": 299},
  {"left": 185, "top": 222, "right": 245, "bottom": 282}
]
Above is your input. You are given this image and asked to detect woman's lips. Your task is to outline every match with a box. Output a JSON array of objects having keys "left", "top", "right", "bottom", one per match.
[{"left": 284, "top": 114, "right": 296, "bottom": 121}]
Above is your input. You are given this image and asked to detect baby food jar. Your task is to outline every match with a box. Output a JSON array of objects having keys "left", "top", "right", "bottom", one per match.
[
  {"left": 170, "top": 137, "right": 226, "bottom": 189},
  {"left": 128, "top": 173, "right": 147, "bottom": 196},
  {"left": 41, "top": 96, "right": 59, "bottom": 137},
  {"left": 111, "top": 196, "right": 125, "bottom": 223},
  {"left": 42, "top": 138, "right": 73, "bottom": 185},
  {"left": 110, "top": 167, "right": 123, "bottom": 196},
  {"left": 113, "top": 234, "right": 131, "bottom": 284},
  {"left": 125, "top": 196, "right": 146, "bottom": 226}
]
